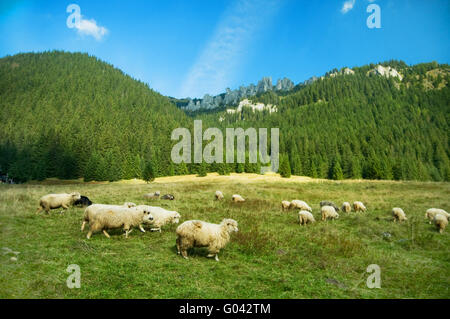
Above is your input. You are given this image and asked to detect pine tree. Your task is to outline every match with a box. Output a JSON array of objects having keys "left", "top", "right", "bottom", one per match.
[
  {"left": 142, "top": 161, "right": 155, "bottom": 183},
  {"left": 279, "top": 154, "right": 291, "bottom": 178}
]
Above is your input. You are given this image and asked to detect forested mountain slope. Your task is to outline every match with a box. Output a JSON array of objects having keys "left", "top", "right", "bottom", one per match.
[
  {"left": 0, "top": 51, "right": 190, "bottom": 182},
  {"left": 196, "top": 61, "right": 450, "bottom": 181},
  {"left": 0, "top": 52, "right": 448, "bottom": 182}
]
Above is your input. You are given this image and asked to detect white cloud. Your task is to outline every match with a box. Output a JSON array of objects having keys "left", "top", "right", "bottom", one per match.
[
  {"left": 179, "top": 0, "right": 279, "bottom": 98},
  {"left": 75, "top": 16, "right": 108, "bottom": 40},
  {"left": 341, "top": 0, "right": 356, "bottom": 14}
]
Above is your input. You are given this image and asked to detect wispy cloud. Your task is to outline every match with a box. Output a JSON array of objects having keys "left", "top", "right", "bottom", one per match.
[
  {"left": 75, "top": 17, "right": 108, "bottom": 40},
  {"left": 341, "top": 0, "right": 356, "bottom": 14},
  {"left": 180, "top": 0, "right": 280, "bottom": 98}
]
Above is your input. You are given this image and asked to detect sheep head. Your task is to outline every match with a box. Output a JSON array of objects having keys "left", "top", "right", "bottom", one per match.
[
  {"left": 222, "top": 219, "right": 238, "bottom": 233},
  {"left": 171, "top": 212, "right": 181, "bottom": 224},
  {"left": 71, "top": 192, "right": 81, "bottom": 200}
]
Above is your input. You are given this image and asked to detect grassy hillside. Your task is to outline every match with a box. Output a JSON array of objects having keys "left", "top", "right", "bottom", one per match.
[{"left": 0, "top": 175, "right": 449, "bottom": 298}]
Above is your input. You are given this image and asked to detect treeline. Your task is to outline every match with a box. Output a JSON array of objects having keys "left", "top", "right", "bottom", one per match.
[{"left": 0, "top": 52, "right": 449, "bottom": 182}]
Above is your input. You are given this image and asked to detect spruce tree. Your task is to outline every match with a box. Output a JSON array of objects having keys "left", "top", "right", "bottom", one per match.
[{"left": 142, "top": 161, "right": 155, "bottom": 183}]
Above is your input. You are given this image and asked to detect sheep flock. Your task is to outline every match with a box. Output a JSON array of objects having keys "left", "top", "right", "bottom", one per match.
[{"left": 34, "top": 188, "right": 448, "bottom": 262}]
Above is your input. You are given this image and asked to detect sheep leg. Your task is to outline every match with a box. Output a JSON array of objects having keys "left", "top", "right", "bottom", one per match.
[
  {"left": 215, "top": 254, "right": 219, "bottom": 262},
  {"left": 103, "top": 230, "right": 111, "bottom": 238},
  {"left": 139, "top": 224, "right": 146, "bottom": 233},
  {"left": 176, "top": 237, "right": 181, "bottom": 255},
  {"left": 151, "top": 227, "right": 161, "bottom": 232},
  {"left": 87, "top": 230, "right": 93, "bottom": 239},
  {"left": 124, "top": 229, "right": 133, "bottom": 238},
  {"left": 81, "top": 221, "right": 86, "bottom": 231},
  {"left": 35, "top": 206, "right": 43, "bottom": 214},
  {"left": 181, "top": 250, "right": 188, "bottom": 259}
]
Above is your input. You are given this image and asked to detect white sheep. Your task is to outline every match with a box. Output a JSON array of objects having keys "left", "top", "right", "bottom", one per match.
[
  {"left": 341, "top": 202, "right": 351, "bottom": 213},
  {"left": 298, "top": 210, "right": 315, "bottom": 225},
  {"left": 81, "top": 202, "right": 139, "bottom": 231},
  {"left": 289, "top": 200, "right": 312, "bottom": 212},
  {"left": 353, "top": 201, "right": 367, "bottom": 212},
  {"left": 176, "top": 218, "right": 238, "bottom": 261},
  {"left": 425, "top": 208, "right": 449, "bottom": 224},
  {"left": 83, "top": 205, "right": 154, "bottom": 239},
  {"left": 136, "top": 205, "right": 180, "bottom": 232},
  {"left": 36, "top": 192, "right": 81, "bottom": 214},
  {"left": 215, "top": 191, "right": 224, "bottom": 200},
  {"left": 281, "top": 201, "right": 291, "bottom": 211},
  {"left": 321, "top": 205, "right": 339, "bottom": 221},
  {"left": 143, "top": 191, "right": 160, "bottom": 199},
  {"left": 434, "top": 213, "right": 448, "bottom": 234},
  {"left": 392, "top": 207, "right": 407, "bottom": 222},
  {"left": 231, "top": 194, "right": 245, "bottom": 202}
]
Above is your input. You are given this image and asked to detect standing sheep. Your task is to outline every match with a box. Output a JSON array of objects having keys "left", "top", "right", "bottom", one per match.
[
  {"left": 425, "top": 208, "right": 449, "bottom": 224},
  {"left": 81, "top": 203, "right": 144, "bottom": 232},
  {"left": 136, "top": 205, "right": 180, "bottom": 232},
  {"left": 392, "top": 207, "right": 407, "bottom": 222},
  {"left": 215, "top": 191, "right": 224, "bottom": 201},
  {"left": 289, "top": 200, "right": 312, "bottom": 212},
  {"left": 281, "top": 201, "right": 291, "bottom": 211},
  {"left": 176, "top": 218, "right": 238, "bottom": 261},
  {"left": 83, "top": 205, "right": 154, "bottom": 239},
  {"left": 353, "top": 201, "right": 367, "bottom": 212},
  {"left": 341, "top": 202, "right": 351, "bottom": 213},
  {"left": 231, "top": 194, "right": 245, "bottom": 203},
  {"left": 434, "top": 214, "right": 448, "bottom": 234},
  {"left": 321, "top": 205, "right": 339, "bottom": 221},
  {"left": 36, "top": 192, "right": 81, "bottom": 214},
  {"left": 320, "top": 201, "right": 340, "bottom": 212},
  {"left": 298, "top": 210, "right": 315, "bottom": 225}
]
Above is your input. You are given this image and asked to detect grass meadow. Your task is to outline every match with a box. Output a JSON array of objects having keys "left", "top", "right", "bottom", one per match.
[{"left": 0, "top": 173, "right": 449, "bottom": 298}]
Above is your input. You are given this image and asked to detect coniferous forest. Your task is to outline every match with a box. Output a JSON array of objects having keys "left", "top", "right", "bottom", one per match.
[{"left": 0, "top": 51, "right": 449, "bottom": 182}]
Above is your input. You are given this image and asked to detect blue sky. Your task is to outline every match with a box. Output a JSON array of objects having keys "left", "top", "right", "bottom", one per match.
[{"left": 0, "top": 0, "right": 449, "bottom": 98}]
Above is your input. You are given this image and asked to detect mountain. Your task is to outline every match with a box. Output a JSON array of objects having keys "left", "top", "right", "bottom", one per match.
[
  {"left": 0, "top": 52, "right": 449, "bottom": 182},
  {"left": 195, "top": 60, "right": 450, "bottom": 181},
  {"left": 0, "top": 51, "right": 190, "bottom": 182},
  {"left": 178, "top": 76, "right": 294, "bottom": 111}
]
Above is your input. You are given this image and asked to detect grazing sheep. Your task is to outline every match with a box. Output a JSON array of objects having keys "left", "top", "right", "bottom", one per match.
[
  {"left": 281, "top": 200, "right": 291, "bottom": 211},
  {"left": 321, "top": 205, "right": 339, "bottom": 221},
  {"left": 36, "top": 192, "right": 81, "bottom": 214},
  {"left": 392, "top": 207, "right": 407, "bottom": 222},
  {"left": 320, "top": 201, "right": 340, "bottom": 212},
  {"left": 298, "top": 210, "right": 315, "bottom": 225},
  {"left": 353, "top": 201, "right": 367, "bottom": 212},
  {"left": 289, "top": 200, "right": 312, "bottom": 212},
  {"left": 215, "top": 191, "right": 224, "bottom": 201},
  {"left": 136, "top": 205, "right": 180, "bottom": 232},
  {"left": 143, "top": 191, "right": 160, "bottom": 199},
  {"left": 425, "top": 208, "right": 449, "bottom": 224},
  {"left": 83, "top": 205, "right": 154, "bottom": 239},
  {"left": 161, "top": 194, "right": 175, "bottom": 200},
  {"left": 231, "top": 194, "right": 245, "bottom": 202},
  {"left": 341, "top": 202, "right": 351, "bottom": 213},
  {"left": 74, "top": 195, "right": 93, "bottom": 207},
  {"left": 434, "top": 214, "right": 448, "bottom": 234},
  {"left": 81, "top": 203, "right": 139, "bottom": 231},
  {"left": 176, "top": 219, "right": 238, "bottom": 261}
]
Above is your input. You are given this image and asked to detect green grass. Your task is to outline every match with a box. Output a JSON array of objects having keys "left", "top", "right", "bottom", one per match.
[{"left": 0, "top": 176, "right": 449, "bottom": 298}]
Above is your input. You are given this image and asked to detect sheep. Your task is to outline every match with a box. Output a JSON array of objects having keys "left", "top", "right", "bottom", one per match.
[
  {"left": 425, "top": 208, "right": 449, "bottom": 224},
  {"left": 341, "top": 202, "right": 351, "bottom": 213},
  {"left": 298, "top": 210, "right": 315, "bottom": 225},
  {"left": 320, "top": 201, "right": 340, "bottom": 212},
  {"left": 392, "top": 207, "right": 407, "bottom": 222},
  {"left": 434, "top": 214, "right": 448, "bottom": 234},
  {"left": 143, "top": 191, "right": 160, "bottom": 199},
  {"left": 289, "top": 200, "right": 312, "bottom": 212},
  {"left": 281, "top": 200, "right": 291, "bottom": 211},
  {"left": 215, "top": 191, "right": 224, "bottom": 201},
  {"left": 231, "top": 194, "right": 245, "bottom": 202},
  {"left": 81, "top": 203, "right": 139, "bottom": 231},
  {"left": 83, "top": 205, "right": 154, "bottom": 239},
  {"left": 36, "top": 192, "right": 81, "bottom": 214},
  {"left": 321, "top": 205, "right": 339, "bottom": 221},
  {"left": 176, "top": 218, "right": 238, "bottom": 261},
  {"left": 74, "top": 195, "right": 93, "bottom": 207},
  {"left": 136, "top": 205, "right": 180, "bottom": 232},
  {"left": 353, "top": 201, "right": 367, "bottom": 212},
  {"left": 161, "top": 194, "right": 175, "bottom": 200}
]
